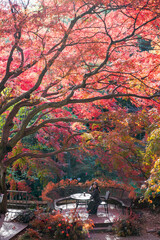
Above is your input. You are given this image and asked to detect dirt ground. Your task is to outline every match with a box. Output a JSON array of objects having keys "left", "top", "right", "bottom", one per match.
[{"left": 140, "top": 208, "right": 160, "bottom": 236}]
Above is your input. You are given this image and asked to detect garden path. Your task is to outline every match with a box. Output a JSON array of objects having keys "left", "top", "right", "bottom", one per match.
[{"left": 0, "top": 210, "right": 27, "bottom": 240}]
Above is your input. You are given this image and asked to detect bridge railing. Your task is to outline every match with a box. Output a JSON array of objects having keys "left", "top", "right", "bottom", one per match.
[{"left": 7, "top": 190, "right": 28, "bottom": 209}]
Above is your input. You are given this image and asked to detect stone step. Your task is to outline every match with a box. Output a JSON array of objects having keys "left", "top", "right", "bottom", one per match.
[
  {"left": 90, "top": 222, "right": 113, "bottom": 233},
  {"left": 94, "top": 222, "right": 113, "bottom": 228},
  {"left": 90, "top": 225, "right": 113, "bottom": 233}
]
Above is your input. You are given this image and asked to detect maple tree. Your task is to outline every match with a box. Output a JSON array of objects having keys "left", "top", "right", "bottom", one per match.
[
  {"left": 81, "top": 108, "right": 160, "bottom": 180},
  {"left": 0, "top": 0, "right": 160, "bottom": 212}
]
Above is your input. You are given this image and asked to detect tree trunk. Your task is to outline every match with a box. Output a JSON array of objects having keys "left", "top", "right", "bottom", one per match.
[{"left": 0, "top": 165, "right": 7, "bottom": 213}]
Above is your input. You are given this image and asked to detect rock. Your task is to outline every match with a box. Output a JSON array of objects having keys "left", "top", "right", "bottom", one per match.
[{"left": 146, "top": 228, "right": 157, "bottom": 233}]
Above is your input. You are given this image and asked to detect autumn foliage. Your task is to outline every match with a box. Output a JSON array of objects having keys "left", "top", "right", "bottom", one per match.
[
  {"left": 0, "top": 0, "right": 160, "bottom": 211},
  {"left": 41, "top": 178, "right": 136, "bottom": 202},
  {"left": 23, "top": 208, "right": 94, "bottom": 240}
]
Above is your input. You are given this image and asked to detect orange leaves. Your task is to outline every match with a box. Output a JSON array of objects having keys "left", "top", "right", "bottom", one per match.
[
  {"left": 41, "top": 181, "right": 56, "bottom": 201},
  {"left": 42, "top": 178, "right": 136, "bottom": 202},
  {"left": 79, "top": 108, "right": 156, "bottom": 181}
]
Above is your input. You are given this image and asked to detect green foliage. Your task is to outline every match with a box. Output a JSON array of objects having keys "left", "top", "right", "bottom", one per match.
[
  {"left": 142, "top": 127, "right": 160, "bottom": 203},
  {"left": 63, "top": 153, "right": 96, "bottom": 181},
  {"left": 143, "top": 159, "right": 160, "bottom": 200},
  {"left": 6, "top": 160, "right": 52, "bottom": 200},
  {"left": 145, "top": 128, "right": 160, "bottom": 162}
]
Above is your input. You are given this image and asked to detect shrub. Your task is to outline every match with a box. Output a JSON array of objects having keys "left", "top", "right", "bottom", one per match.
[
  {"left": 15, "top": 210, "right": 34, "bottom": 223},
  {"left": 29, "top": 210, "right": 52, "bottom": 234},
  {"left": 18, "top": 228, "right": 41, "bottom": 240},
  {"left": 28, "top": 209, "right": 93, "bottom": 239},
  {"left": 53, "top": 211, "right": 93, "bottom": 240},
  {"left": 113, "top": 214, "right": 141, "bottom": 237}
]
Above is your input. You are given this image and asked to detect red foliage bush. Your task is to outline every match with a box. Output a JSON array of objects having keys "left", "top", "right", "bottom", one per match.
[{"left": 41, "top": 178, "right": 136, "bottom": 202}]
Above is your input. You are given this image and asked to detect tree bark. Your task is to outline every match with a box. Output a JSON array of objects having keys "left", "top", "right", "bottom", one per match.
[{"left": 0, "top": 165, "right": 7, "bottom": 213}]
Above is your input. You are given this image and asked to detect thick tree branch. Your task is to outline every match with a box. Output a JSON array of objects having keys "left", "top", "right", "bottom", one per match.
[{"left": 5, "top": 147, "right": 79, "bottom": 166}]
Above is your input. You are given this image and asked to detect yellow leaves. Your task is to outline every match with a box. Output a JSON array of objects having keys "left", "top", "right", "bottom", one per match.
[
  {"left": 144, "top": 127, "right": 160, "bottom": 167},
  {"left": 156, "top": 186, "right": 160, "bottom": 193},
  {"left": 82, "top": 132, "right": 94, "bottom": 141},
  {"left": 144, "top": 158, "right": 160, "bottom": 201},
  {"left": 98, "top": 135, "right": 102, "bottom": 141}
]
